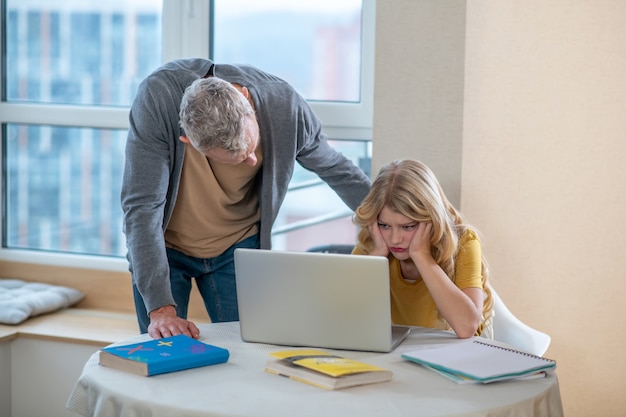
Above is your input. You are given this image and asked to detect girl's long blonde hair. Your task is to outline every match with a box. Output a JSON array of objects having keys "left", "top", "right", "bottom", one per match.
[{"left": 354, "top": 159, "right": 493, "bottom": 334}]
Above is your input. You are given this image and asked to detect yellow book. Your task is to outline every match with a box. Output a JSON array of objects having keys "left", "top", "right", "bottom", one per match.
[{"left": 265, "top": 349, "right": 392, "bottom": 390}]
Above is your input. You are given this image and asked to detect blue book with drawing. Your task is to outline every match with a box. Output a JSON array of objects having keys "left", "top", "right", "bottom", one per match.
[{"left": 99, "top": 334, "right": 229, "bottom": 376}]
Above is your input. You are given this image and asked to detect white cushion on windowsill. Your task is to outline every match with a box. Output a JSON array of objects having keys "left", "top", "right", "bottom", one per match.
[{"left": 0, "top": 278, "right": 85, "bottom": 325}]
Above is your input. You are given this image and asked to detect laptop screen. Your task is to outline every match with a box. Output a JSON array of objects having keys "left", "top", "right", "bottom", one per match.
[{"left": 234, "top": 248, "right": 409, "bottom": 352}]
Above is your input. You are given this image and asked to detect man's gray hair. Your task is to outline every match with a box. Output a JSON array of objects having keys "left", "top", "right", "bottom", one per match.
[{"left": 179, "top": 77, "right": 254, "bottom": 154}]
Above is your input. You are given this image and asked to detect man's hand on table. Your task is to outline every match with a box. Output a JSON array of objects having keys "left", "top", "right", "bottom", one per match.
[{"left": 148, "top": 305, "right": 200, "bottom": 339}]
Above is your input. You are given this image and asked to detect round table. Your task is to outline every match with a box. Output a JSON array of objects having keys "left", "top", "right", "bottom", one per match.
[{"left": 67, "top": 322, "right": 564, "bottom": 417}]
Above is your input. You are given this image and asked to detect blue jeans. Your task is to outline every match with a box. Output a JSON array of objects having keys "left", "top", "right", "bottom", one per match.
[{"left": 133, "top": 234, "right": 260, "bottom": 333}]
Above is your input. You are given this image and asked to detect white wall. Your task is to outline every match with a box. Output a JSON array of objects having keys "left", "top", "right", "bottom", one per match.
[
  {"left": 10, "top": 338, "right": 100, "bottom": 417},
  {"left": 1, "top": 341, "right": 11, "bottom": 416},
  {"left": 462, "top": 3, "right": 626, "bottom": 416},
  {"left": 372, "top": 0, "right": 466, "bottom": 207}
]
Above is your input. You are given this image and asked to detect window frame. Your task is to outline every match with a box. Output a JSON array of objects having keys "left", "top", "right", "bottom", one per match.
[
  {"left": 0, "top": 0, "right": 375, "bottom": 271},
  {"left": 162, "top": 0, "right": 375, "bottom": 139}
]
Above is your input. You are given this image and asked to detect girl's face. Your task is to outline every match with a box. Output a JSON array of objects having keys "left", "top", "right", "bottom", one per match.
[{"left": 376, "top": 206, "right": 418, "bottom": 261}]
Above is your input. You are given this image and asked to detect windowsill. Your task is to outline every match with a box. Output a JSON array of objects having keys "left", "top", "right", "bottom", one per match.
[
  {"left": 0, "top": 308, "right": 139, "bottom": 346},
  {"left": 0, "top": 259, "right": 212, "bottom": 345}
]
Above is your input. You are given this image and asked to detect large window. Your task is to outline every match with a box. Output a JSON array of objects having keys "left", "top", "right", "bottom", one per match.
[
  {"left": 1, "top": 0, "right": 162, "bottom": 269},
  {"left": 1, "top": 0, "right": 374, "bottom": 269}
]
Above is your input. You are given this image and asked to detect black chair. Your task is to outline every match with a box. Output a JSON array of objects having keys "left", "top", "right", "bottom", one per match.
[{"left": 306, "top": 244, "right": 354, "bottom": 254}]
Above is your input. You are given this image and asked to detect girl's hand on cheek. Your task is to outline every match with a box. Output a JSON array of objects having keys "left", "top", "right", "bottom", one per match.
[
  {"left": 368, "top": 222, "right": 389, "bottom": 257},
  {"left": 409, "top": 222, "right": 433, "bottom": 260}
]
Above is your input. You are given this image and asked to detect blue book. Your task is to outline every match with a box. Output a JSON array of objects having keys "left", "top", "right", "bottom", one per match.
[{"left": 99, "top": 334, "right": 229, "bottom": 376}]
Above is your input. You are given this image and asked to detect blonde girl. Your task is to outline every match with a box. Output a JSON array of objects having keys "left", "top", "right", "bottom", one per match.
[{"left": 353, "top": 159, "right": 492, "bottom": 338}]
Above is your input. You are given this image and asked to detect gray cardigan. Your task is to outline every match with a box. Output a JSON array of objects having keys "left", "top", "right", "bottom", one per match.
[{"left": 121, "top": 58, "right": 371, "bottom": 313}]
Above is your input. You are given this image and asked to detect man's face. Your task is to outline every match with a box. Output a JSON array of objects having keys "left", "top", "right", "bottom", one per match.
[{"left": 199, "top": 115, "right": 260, "bottom": 166}]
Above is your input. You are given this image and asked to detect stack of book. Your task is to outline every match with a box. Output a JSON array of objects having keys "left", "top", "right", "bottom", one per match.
[{"left": 265, "top": 349, "right": 393, "bottom": 390}]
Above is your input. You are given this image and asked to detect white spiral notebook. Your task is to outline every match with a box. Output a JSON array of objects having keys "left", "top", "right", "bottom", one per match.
[{"left": 402, "top": 339, "right": 556, "bottom": 384}]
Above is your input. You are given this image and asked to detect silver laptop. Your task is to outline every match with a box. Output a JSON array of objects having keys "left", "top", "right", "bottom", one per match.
[{"left": 234, "top": 248, "right": 411, "bottom": 352}]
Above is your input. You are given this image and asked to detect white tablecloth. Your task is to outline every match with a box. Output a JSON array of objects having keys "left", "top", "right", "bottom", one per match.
[{"left": 66, "top": 322, "right": 564, "bottom": 417}]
